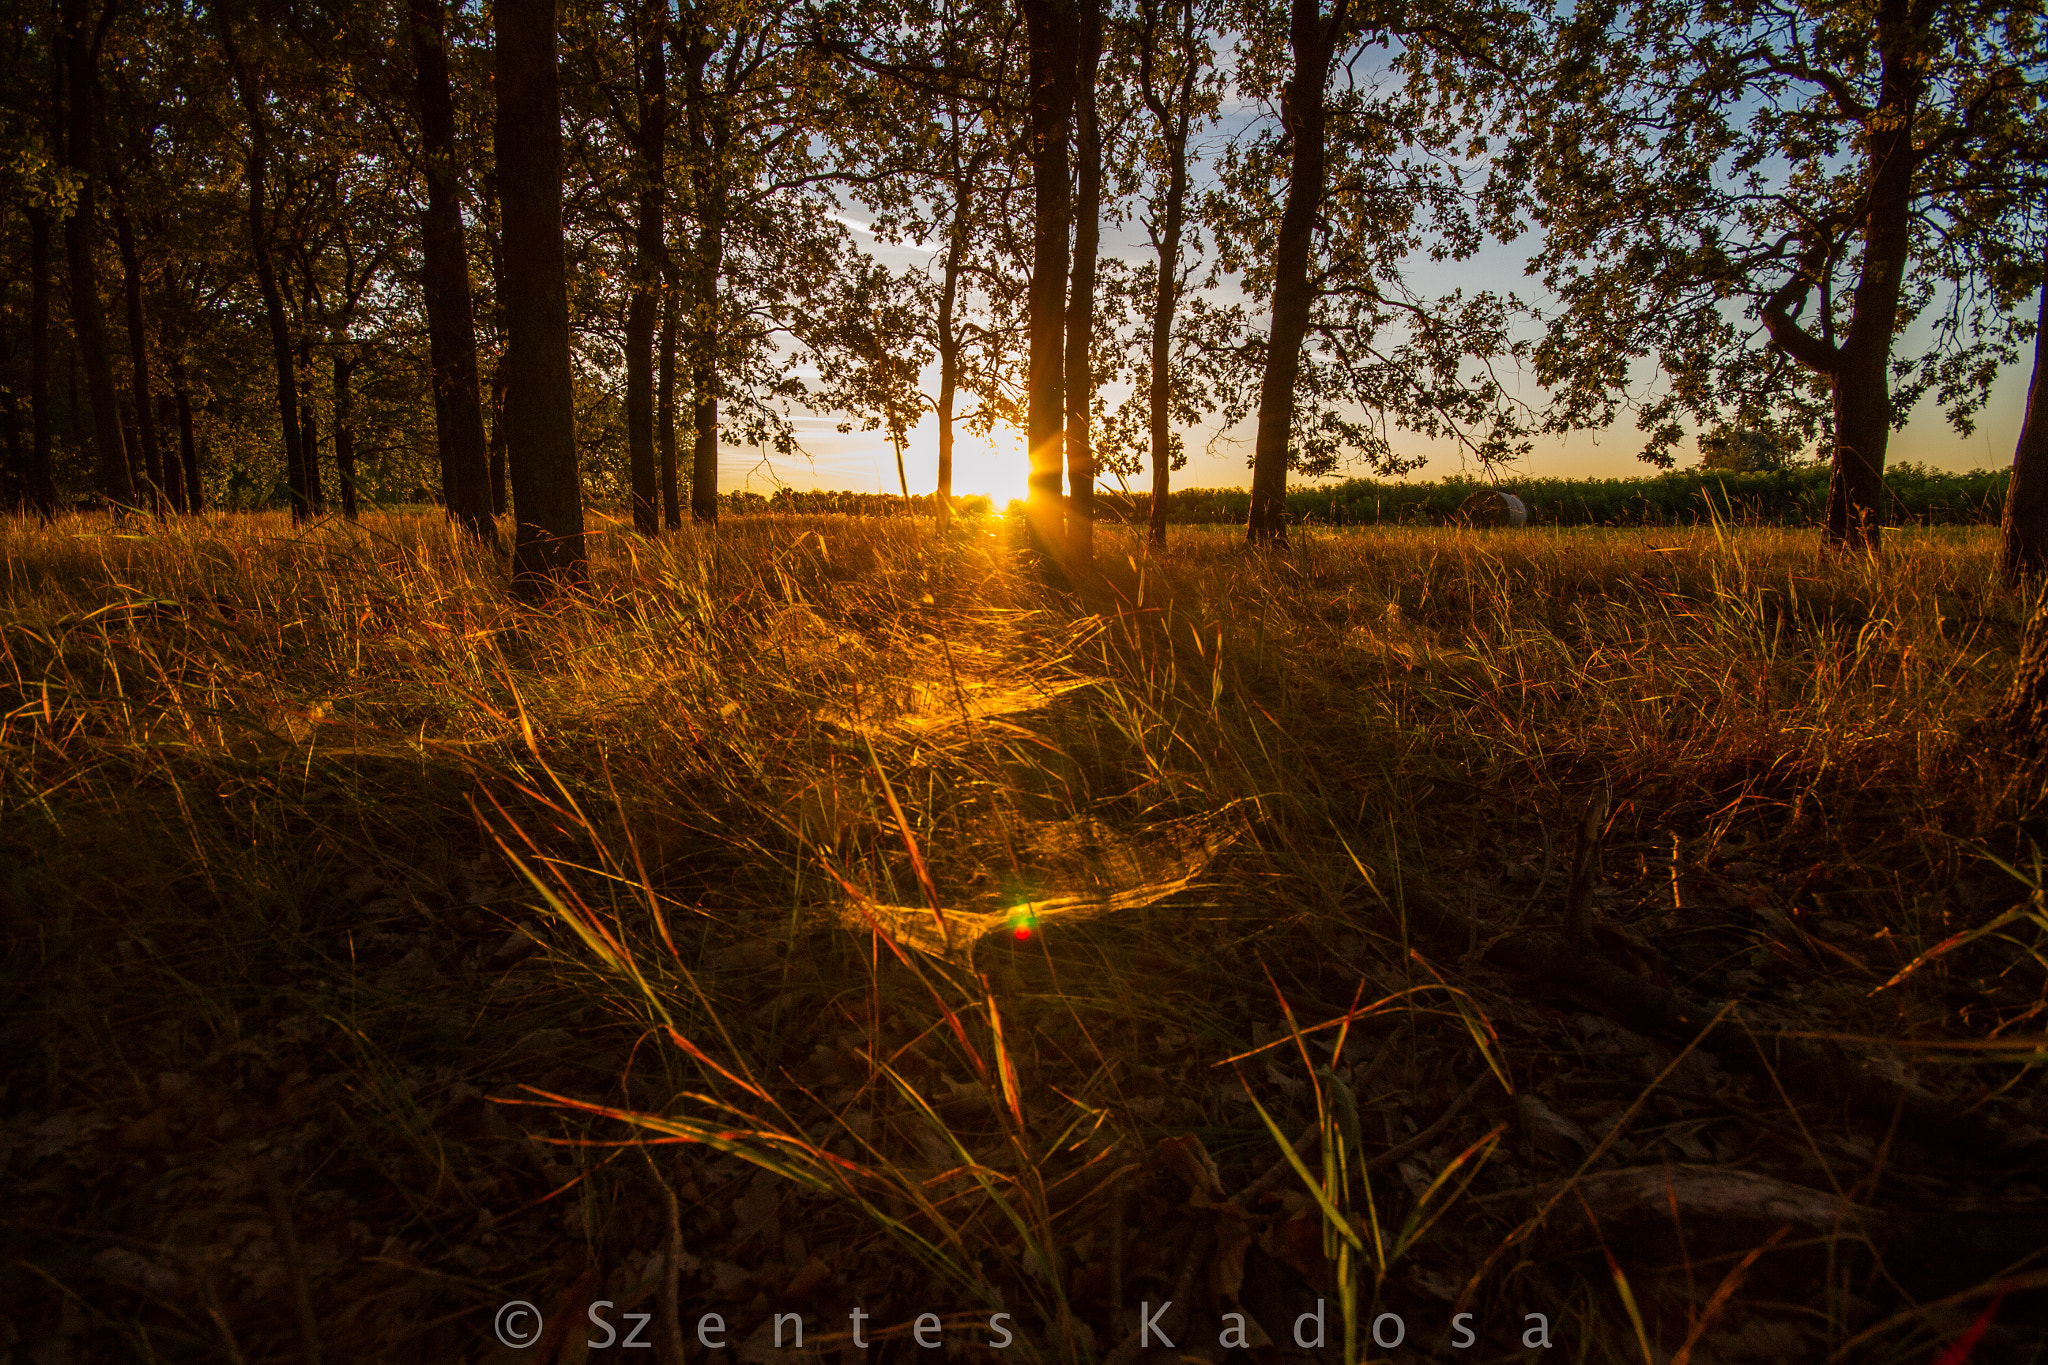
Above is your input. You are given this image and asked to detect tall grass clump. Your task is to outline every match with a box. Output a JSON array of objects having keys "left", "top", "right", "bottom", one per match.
[{"left": 2, "top": 507, "right": 2040, "bottom": 1363}]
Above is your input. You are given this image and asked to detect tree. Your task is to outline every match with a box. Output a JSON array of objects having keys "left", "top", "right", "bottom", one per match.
[
  {"left": 111, "top": 193, "right": 166, "bottom": 509},
  {"left": 618, "top": 0, "right": 669, "bottom": 537},
  {"left": 809, "top": 256, "right": 934, "bottom": 500},
  {"left": 1063, "top": 0, "right": 1105, "bottom": 566},
  {"left": 410, "top": 0, "right": 498, "bottom": 542},
  {"left": 2001, "top": 268, "right": 2048, "bottom": 584},
  {"left": 1123, "top": 0, "right": 1223, "bottom": 545},
  {"left": 1515, "top": 0, "right": 2048, "bottom": 550},
  {"left": 216, "top": 3, "right": 311, "bottom": 521},
  {"left": 1022, "top": 0, "right": 1077, "bottom": 562},
  {"left": 1217, "top": 0, "right": 1533, "bottom": 545},
  {"left": 1967, "top": 129, "right": 2048, "bottom": 584},
  {"left": 657, "top": 1, "right": 850, "bottom": 525},
  {"left": 1697, "top": 426, "right": 1802, "bottom": 473},
  {"left": 823, "top": 0, "right": 1031, "bottom": 526},
  {"left": 498, "top": 0, "right": 586, "bottom": 594},
  {"left": 4, "top": 10, "right": 69, "bottom": 518},
  {"left": 1239, "top": 0, "right": 1339, "bottom": 544},
  {"left": 62, "top": 0, "right": 134, "bottom": 508}
]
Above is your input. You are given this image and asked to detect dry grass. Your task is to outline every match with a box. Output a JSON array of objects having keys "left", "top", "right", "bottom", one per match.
[{"left": 1, "top": 507, "right": 2042, "bottom": 1364}]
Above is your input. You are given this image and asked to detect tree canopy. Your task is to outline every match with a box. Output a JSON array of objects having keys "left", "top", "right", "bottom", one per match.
[{"left": 0, "top": 0, "right": 2040, "bottom": 559}]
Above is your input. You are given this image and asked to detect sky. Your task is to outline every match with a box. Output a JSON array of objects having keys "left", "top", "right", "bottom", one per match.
[{"left": 712, "top": 100, "right": 2034, "bottom": 507}]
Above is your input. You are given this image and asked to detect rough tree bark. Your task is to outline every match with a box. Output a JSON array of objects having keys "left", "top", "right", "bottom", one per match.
[
  {"left": 155, "top": 391, "right": 182, "bottom": 511},
  {"left": 216, "top": 6, "right": 309, "bottom": 521},
  {"left": 1245, "top": 0, "right": 1344, "bottom": 546},
  {"left": 483, "top": 165, "right": 509, "bottom": 516},
  {"left": 658, "top": 264, "right": 681, "bottom": 528},
  {"left": 63, "top": 0, "right": 134, "bottom": 508},
  {"left": 1999, "top": 272, "right": 2048, "bottom": 587},
  {"left": 171, "top": 361, "right": 201, "bottom": 513},
  {"left": 1141, "top": 0, "right": 1198, "bottom": 547},
  {"left": 2000, "top": 593, "right": 2048, "bottom": 781},
  {"left": 1063, "top": 0, "right": 1102, "bottom": 568},
  {"left": 936, "top": 194, "right": 964, "bottom": 523},
  {"left": 624, "top": 0, "right": 668, "bottom": 536},
  {"left": 497, "top": 0, "right": 586, "bottom": 595},
  {"left": 1753, "top": 0, "right": 1925, "bottom": 553},
  {"left": 410, "top": 0, "right": 498, "bottom": 541},
  {"left": 333, "top": 350, "right": 359, "bottom": 520},
  {"left": 1022, "top": 0, "right": 1076, "bottom": 562},
  {"left": 296, "top": 330, "right": 322, "bottom": 512},
  {"left": 679, "top": 20, "right": 726, "bottom": 526},
  {"left": 112, "top": 198, "right": 165, "bottom": 510},
  {"left": 26, "top": 206, "right": 57, "bottom": 517}
]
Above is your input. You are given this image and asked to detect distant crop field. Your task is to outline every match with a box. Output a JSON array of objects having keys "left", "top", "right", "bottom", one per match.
[{"left": 1083, "top": 463, "right": 2012, "bottom": 529}]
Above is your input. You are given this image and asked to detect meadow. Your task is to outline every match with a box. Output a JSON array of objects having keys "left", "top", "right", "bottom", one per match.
[{"left": 1, "top": 508, "right": 2043, "bottom": 1364}]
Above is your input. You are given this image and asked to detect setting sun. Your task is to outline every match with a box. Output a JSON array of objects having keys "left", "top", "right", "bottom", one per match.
[{"left": 725, "top": 412, "right": 1032, "bottom": 506}]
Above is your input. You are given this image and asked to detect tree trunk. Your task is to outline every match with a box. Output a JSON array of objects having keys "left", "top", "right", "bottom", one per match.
[
  {"left": 1022, "top": 0, "right": 1076, "bottom": 562},
  {"left": 411, "top": 0, "right": 498, "bottom": 542},
  {"left": 153, "top": 302, "right": 185, "bottom": 512},
  {"left": 690, "top": 348, "right": 719, "bottom": 523},
  {"left": 624, "top": 0, "right": 668, "bottom": 537},
  {"left": 1819, "top": 0, "right": 1921, "bottom": 553},
  {"left": 892, "top": 428, "right": 910, "bottom": 501},
  {"left": 627, "top": 268, "right": 660, "bottom": 532},
  {"left": 0, "top": 386, "right": 20, "bottom": 508},
  {"left": 63, "top": 0, "right": 133, "bottom": 509},
  {"left": 680, "top": 22, "right": 726, "bottom": 527},
  {"left": 483, "top": 165, "right": 509, "bottom": 517},
  {"left": 26, "top": 206, "right": 56, "bottom": 518},
  {"left": 1999, "top": 274, "right": 2048, "bottom": 587},
  {"left": 2002, "top": 593, "right": 2048, "bottom": 779},
  {"left": 488, "top": 377, "right": 509, "bottom": 515},
  {"left": 497, "top": 0, "right": 585, "bottom": 595},
  {"left": 172, "top": 362, "right": 201, "bottom": 513},
  {"left": 1144, "top": 3, "right": 1197, "bottom": 548},
  {"left": 0, "top": 381, "right": 21, "bottom": 508},
  {"left": 120, "top": 398, "right": 141, "bottom": 501},
  {"left": 1063, "top": 0, "right": 1102, "bottom": 568},
  {"left": 216, "top": 8, "right": 308, "bottom": 521},
  {"left": 688, "top": 211, "right": 723, "bottom": 525},
  {"left": 936, "top": 200, "right": 963, "bottom": 525},
  {"left": 155, "top": 391, "right": 184, "bottom": 512},
  {"left": 1824, "top": 318, "right": 1895, "bottom": 554},
  {"left": 298, "top": 334, "right": 322, "bottom": 512},
  {"left": 1145, "top": 137, "right": 1189, "bottom": 545},
  {"left": 658, "top": 264, "right": 681, "bottom": 529},
  {"left": 334, "top": 350, "right": 359, "bottom": 521},
  {"left": 1246, "top": 0, "right": 1340, "bottom": 546},
  {"left": 112, "top": 200, "right": 165, "bottom": 511}
]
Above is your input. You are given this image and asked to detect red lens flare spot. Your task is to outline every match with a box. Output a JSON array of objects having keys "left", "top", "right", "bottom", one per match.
[{"left": 1013, "top": 927, "right": 1031, "bottom": 940}]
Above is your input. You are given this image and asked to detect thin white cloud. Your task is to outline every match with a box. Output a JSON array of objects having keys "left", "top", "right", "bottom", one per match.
[{"left": 828, "top": 213, "right": 940, "bottom": 254}]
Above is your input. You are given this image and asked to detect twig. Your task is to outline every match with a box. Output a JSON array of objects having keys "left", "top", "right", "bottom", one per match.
[
  {"left": 1235, "top": 1121, "right": 1321, "bottom": 1208},
  {"left": 1364, "top": 1071, "right": 1492, "bottom": 1171},
  {"left": 1518, "top": 820, "right": 1555, "bottom": 928},
  {"left": 258, "top": 1153, "right": 321, "bottom": 1365},
  {"left": 651, "top": 1157, "right": 687, "bottom": 1365},
  {"left": 1564, "top": 784, "right": 1610, "bottom": 943}
]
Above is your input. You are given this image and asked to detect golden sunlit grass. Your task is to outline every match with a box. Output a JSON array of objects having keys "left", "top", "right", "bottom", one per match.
[{"left": 1, "top": 506, "right": 2041, "bottom": 1363}]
